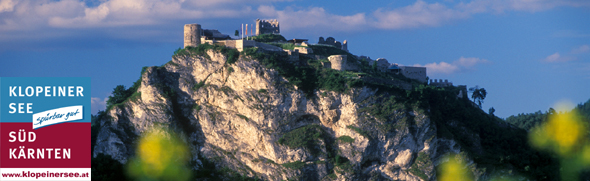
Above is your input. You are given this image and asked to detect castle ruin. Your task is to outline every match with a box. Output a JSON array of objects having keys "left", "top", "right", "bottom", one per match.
[
  {"left": 184, "top": 24, "right": 201, "bottom": 48},
  {"left": 375, "top": 58, "right": 391, "bottom": 72},
  {"left": 430, "top": 80, "right": 467, "bottom": 99},
  {"left": 294, "top": 47, "right": 313, "bottom": 54},
  {"left": 399, "top": 66, "right": 427, "bottom": 83},
  {"left": 183, "top": 20, "right": 444, "bottom": 88},
  {"left": 256, "top": 19, "right": 280, "bottom": 35},
  {"left": 328, "top": 55, "right": 347, "bottom": 71},
  {"left": 183, "top": 23, "right": 257, "bottom": 52},
  {"left": 364, "top": 57, "right": 427, "bottom": 83},
  {"left": 318, "top": 37, "right": 348, "bottom": 52}
]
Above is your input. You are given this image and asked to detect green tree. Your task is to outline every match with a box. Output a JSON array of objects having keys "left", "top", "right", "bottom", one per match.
[
  {"left": 107, "top": 83, "right": 141, "bottom": 110},
  {"left": 548, "top": 107, "right": 556, "bottom": 115},
  {"left": 107, "top": 85, "right": 127, "bottom": 107},
  {"left": 173, "top": 47, "right": 182, "bottom": 56},
  {"left": 234, "top": 30, "right": 239, "bottom": 37},
  {"left": 469, "top": 86, "right": 487, "bottom": 108}
]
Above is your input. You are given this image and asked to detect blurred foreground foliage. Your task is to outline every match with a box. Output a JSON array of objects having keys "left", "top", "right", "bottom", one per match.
[
  {"left": 528, "top": 102, "right": 590, "bottom": 181},
  {"left": 127, "top": 128, "right": 191, "bottom": 181}
]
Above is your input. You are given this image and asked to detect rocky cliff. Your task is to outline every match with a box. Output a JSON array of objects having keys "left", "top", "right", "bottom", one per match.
[{"left": 92, "top": 47, "right": 555, "bottom": 180}]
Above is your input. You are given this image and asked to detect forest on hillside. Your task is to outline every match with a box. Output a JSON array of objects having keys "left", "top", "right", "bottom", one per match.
[
  {"left": 505, "top": 98, "right": 590, "bottom": 180},
  {"left": 506, "top": 99, "right": 590, "bottom": 131}
]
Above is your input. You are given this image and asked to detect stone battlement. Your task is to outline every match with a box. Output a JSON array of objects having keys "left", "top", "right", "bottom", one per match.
[{"left": 430, "top": 79, "right": 453, "bottom": 87}]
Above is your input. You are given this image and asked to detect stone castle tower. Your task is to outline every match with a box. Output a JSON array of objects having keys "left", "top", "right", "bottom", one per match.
[
  {"left": 256, "top": 19, "right": 280, "bottom": 36},
  {"left": 328, "top": 55, "right": 347, "bottom": 71},
  {"left": 184, "top": 24, "right": 202, "bottom": 48}
]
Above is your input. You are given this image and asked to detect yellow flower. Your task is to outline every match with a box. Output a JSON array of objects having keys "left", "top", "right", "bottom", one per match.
[
  {"left": 529, "top": 101, "right": 587, "bottom": 156},
  {"left": 128, "top": 128, "right": 191, "bottom": 181},
  {"left": 438, "top": 154, "right": 473, "bottom": 181}
]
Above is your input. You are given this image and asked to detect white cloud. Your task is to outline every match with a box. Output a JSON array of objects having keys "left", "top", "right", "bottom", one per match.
[
  {"left": 0, "top": 0, "right": 588, "bottom": 43},
  {"left": 0, "top": 0, "right": 265, "bottom": 31},
  {"left": 91, "top": 97, "right": 108, "bottom": 114},
  {"left": 0, "top": 0, "right": 17, "bottom": 12},
  {"left": 1, "top": 0, "right": 574, "bottom": 31},
  {"left": 372, "top": 1, "right": 469, "bottom": 29},
  {"left": 257, "top": 6, "right": 367, "bottom": 33},
  {"left": 542, "top": 45, "right": 589, "bottom": 63},
  {"left": 46, "top": 0, "right": 207, "bottom": 28},
  {"left": 257, "top": 0, "right": 590, "bottom": 32},
  {"left": 545, "top": 52, "right": 562, "bottom": 62},
  {"left": 571, "top": 45, "right": 590, "bottom": 54},
  {"left": 456, "top": 57, "right": 489, "bottom": 69},
  {"left": 418, "top": 62, "right": 459, "bottom": 75},
  {"left": 414, "top": 56, "right": 489, "bottom": 75},
  {"left": 457, "top": 0, "right": 590, "bottom": 14},
  {"left": 259, "top": 1, "right": 469, "bottom": 32},
  {"left": 543, "top": 52, "right": 575, "bottom": 62}
]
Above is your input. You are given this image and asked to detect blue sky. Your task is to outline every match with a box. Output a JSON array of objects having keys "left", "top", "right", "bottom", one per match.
[{"left": 0, "top": 0, "right": 588, "bottom": 118}]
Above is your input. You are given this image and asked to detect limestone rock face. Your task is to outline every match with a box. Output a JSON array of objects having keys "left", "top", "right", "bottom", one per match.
[{"left": 93, "top": 50, "right": 477, "bottom": 181}]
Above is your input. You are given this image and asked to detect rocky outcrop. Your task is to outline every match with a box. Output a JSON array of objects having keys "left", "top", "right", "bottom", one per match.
[{"left": 93, "top": 50, "right": 477, "bottom": 180}]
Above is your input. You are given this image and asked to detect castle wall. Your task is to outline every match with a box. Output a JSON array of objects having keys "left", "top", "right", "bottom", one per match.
[
  {"left": 321, "top": 62, "right": 331, "bottom": 69},
  {"left": 188, "top": 24, "right": 247, "bottom": 51},
  {"left": 430, "top": 79, "right": 453, "bottom": 87},
  {"left": 400, "top": 66, "right": 427, "bottom": 83},
  {"left": 284, "top": 50, "right": 300, "bottom": 64},
  {"left": 184, "top": 24, "right": 201, "bottom": 48},
  {"left": 294, "top": 47, "right": 313, "bottom": 54},
  {"left": 224, "top": 40, "right": 236, "bottom": 49},
  {"left": 202, "top": 39, "right": 223, "bottom": 46},
  {"left": 328, "top": 55, "right": 347, "bottom": 71},
  {"left": 318, "top": 37, "right": 348, "bottom": 51},
  {"left": 199, "top": 39, "right": 256, "bottom": 52},
  {"left": 325, "top": 37, "right": 336, "bottom": 46},
  {"left": 235, "top": 39, "right": 256, "bottom": 52},
  {"left": 335, "top": 41, "right": 342, "bottom": 49},
  {"left": 256, "top": 19, "right": 280, "bottom": 35}
]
